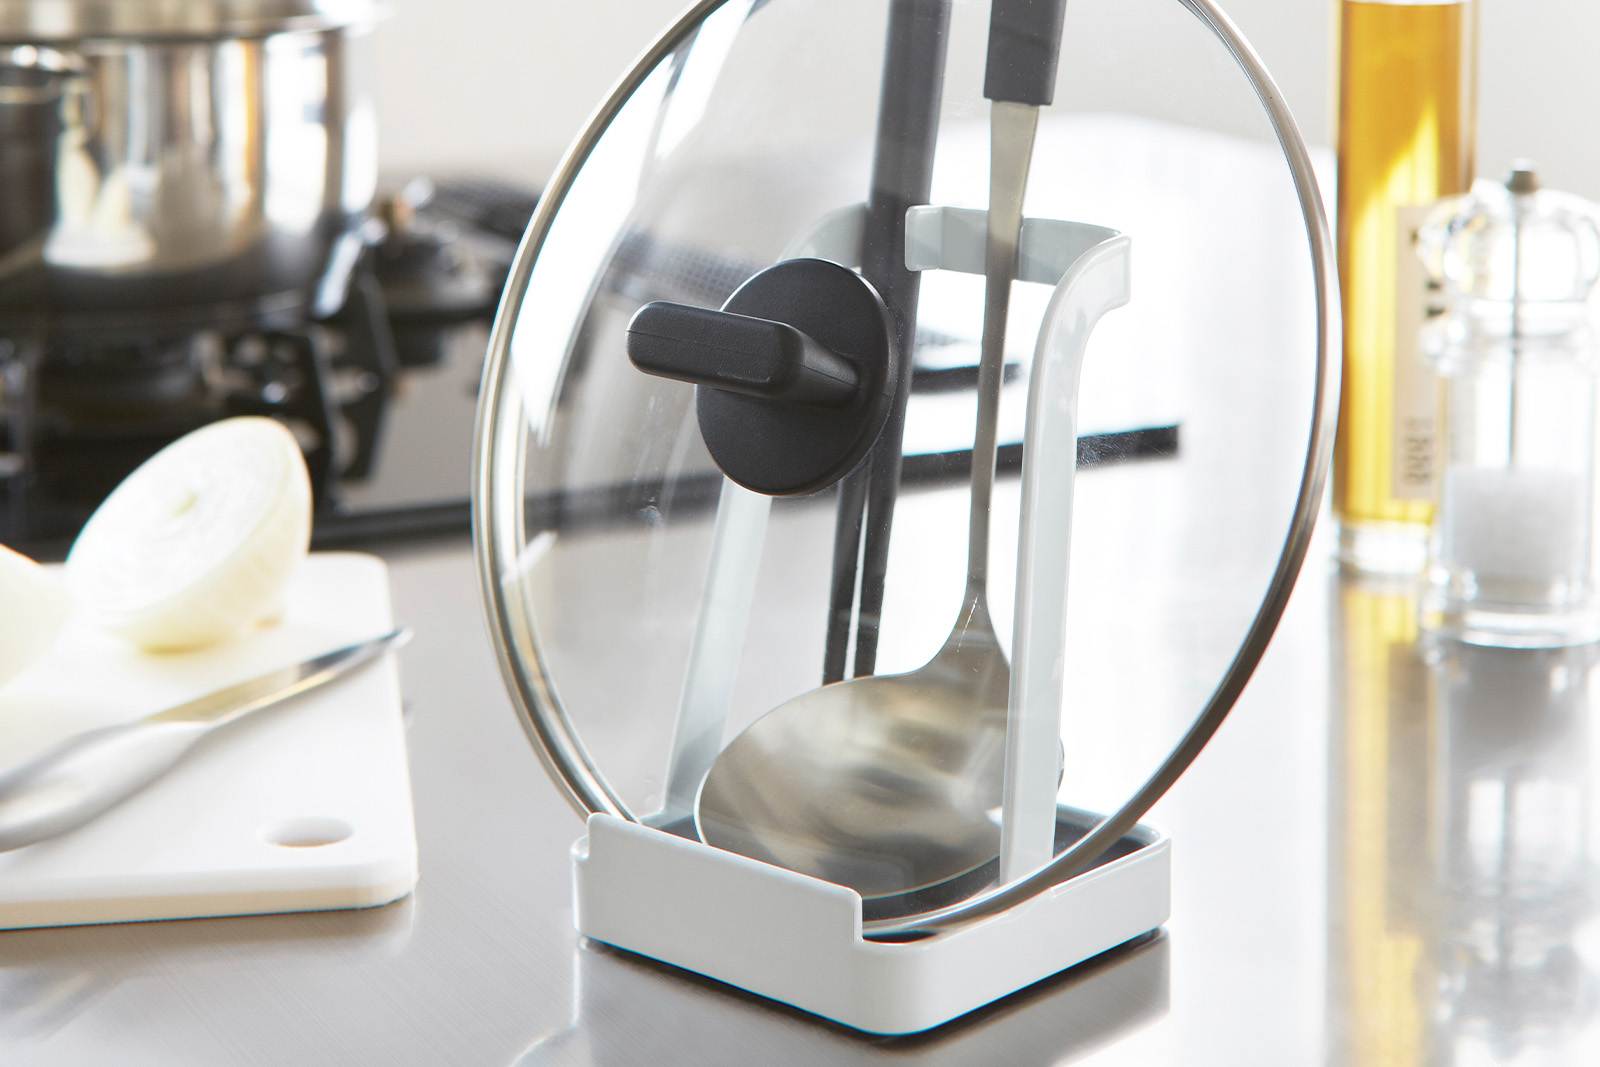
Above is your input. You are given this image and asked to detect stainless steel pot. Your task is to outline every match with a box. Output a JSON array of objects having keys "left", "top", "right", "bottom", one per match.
[{"left": 0, "top": 1, "right": 383, "bottom": 330}]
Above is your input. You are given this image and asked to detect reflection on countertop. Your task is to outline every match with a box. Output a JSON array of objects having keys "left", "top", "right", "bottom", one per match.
[
  {"left": 0, "top": 898, "right": 415, "bottom": 1043},
  {"left": 516, "top": 931, "right": 1167, "bottom": 1067},
  {"left": 1330, "top": 574, "right": 1600, "bottom": 1066}
]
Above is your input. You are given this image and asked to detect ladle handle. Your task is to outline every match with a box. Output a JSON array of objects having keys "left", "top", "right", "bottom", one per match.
[
  {"left": 968, "top": 106, "right": 1035, "bottom": 596},
  {"left": 965, "top": 1, "right": 1065, "bottom": 596}
]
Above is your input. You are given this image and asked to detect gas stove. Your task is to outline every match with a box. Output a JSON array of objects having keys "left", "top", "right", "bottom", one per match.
[{"left": 0, "top": 176, "right": 534, "bottom": 559}]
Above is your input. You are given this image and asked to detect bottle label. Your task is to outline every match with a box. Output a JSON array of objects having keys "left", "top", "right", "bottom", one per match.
[{"left": 1392, "top": 203, "right": 1439, "bottom": 500}]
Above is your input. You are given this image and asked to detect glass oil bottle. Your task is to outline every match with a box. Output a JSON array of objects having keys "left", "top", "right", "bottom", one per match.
[{"left": 1335, "top": 0, "right": 1477, "bottom": 574}]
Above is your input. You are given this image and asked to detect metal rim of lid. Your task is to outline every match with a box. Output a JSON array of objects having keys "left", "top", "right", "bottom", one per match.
[
  {"left": 473, "top": 0, "right": 1339, "bottom": 938},
  {"left": 0, "top": 0, "right": 386, "bottom": 43}
]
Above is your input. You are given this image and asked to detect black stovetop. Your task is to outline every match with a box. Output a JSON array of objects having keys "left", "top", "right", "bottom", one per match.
[{"left": 0, "top": 177, "right": 529, "bottom": 560}]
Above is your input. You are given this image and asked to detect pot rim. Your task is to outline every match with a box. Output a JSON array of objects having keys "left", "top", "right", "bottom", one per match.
[{"left": 0, "top": 0, "right": 387, "bottom": 44}]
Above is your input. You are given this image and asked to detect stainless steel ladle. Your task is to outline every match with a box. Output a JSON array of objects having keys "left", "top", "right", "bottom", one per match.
[{"left": 694, "top": 96, "right": 1042, "bottom": 902}]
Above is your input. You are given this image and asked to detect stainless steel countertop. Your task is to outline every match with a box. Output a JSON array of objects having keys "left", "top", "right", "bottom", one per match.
[
  {"left": 3, "top": 517, "right": 1587, "bottom": 1064},
  {"left": 0, "top": 114, "right": 1587, "bottom": 1057}
]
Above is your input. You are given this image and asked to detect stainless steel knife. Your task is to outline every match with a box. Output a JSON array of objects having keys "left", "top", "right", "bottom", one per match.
[{"left": 0, "top": 627, "right": 411, "bottom": 853}]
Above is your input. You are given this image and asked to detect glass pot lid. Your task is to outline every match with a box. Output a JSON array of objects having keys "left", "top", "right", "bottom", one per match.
[{"left": 475, "top": 0, "right": 1335, "bottom": 936}]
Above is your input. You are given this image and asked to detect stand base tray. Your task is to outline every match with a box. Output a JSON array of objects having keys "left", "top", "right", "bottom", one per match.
[{"left": 572, "top": 807, "right": 1169, "bottom": 1035}]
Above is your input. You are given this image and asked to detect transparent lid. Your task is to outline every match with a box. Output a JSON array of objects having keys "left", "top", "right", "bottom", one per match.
[
  {"left": 1419, "top": 163, "right": 1600, "bottom": 351},
  {"left": 474, "top": 0, "right": 1335, "bottom": 934}
]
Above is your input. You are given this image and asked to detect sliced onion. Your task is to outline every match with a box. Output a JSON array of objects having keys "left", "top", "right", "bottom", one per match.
[
  {"left": 66, "top": 417, "right": 312, "bottom": 652},
  {"left": 0, "top": 544, "right": 72, "bottom": 691}
]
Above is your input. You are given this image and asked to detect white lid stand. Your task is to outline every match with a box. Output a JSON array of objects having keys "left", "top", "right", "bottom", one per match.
[
  {"left": 574, "top": 809, "right": 1167, "bottom": 1035},
  {"left": 571, "top": 207, "right": 1168, "bottom": 1035}
]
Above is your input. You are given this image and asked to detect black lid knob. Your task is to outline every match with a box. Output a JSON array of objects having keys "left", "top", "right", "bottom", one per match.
[
  {"left": 627, "top": 302, "right": 862, "bottom": 409},
  {"left": 626, "top": 258, "right": 898, "bottom": 497}
]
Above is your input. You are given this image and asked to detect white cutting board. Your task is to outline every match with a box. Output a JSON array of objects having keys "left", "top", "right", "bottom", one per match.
[{"left": 0, "top": 551, "right": 417, "bottom": 928}]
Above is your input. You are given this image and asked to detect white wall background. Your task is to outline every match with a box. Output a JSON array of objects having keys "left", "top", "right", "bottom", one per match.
[{"left": 373, "top": 0, "right": 1600, "bottom": 202}]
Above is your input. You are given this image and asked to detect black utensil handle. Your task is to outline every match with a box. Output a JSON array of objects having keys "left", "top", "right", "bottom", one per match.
[
  {"left": 834, "top": 0, "right": 953, "bottom": 684},
  {"left": 983, "top": 0, "right": 1069, "bottom": 106}
]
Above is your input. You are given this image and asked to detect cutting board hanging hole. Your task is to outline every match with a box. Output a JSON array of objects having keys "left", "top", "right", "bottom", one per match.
[{"left": 263, "top": 816, "right": 354, "bottom": 848}]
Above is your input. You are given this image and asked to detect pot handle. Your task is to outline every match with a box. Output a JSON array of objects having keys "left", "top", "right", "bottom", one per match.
[{"left": 0, "top": 64, "right": 65, "bottom": 107}]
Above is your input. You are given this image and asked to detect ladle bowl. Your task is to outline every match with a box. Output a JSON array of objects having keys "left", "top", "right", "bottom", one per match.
[{"left": 695, "top": 602, "right": 1011, "bottom": 900}]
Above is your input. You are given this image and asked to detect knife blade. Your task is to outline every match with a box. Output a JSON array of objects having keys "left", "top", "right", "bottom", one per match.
[{"left": 0, "top": 627, "right": 411, "bottom": 853}]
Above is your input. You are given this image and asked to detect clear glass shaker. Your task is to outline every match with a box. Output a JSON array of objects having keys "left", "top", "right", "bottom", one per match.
[{"left": 1418, "top": 164, "right": 1600, "bottom": 646}]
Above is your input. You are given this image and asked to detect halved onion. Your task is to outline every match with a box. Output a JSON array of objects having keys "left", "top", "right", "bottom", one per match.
[
  {"left": 0, "top": 544, "right": 72, "bottom": 691},
  {"left": 65, "top": 417, "right": 312, "bottom": 652}
]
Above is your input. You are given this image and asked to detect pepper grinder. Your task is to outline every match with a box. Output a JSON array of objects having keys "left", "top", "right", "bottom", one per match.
[{"left": 1418, "top": 163, "right": 1600, "bottom": 646}]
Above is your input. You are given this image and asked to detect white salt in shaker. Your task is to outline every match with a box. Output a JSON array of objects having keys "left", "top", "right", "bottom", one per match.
[{"left": 1418, "top": 163, "right": 1600, "bottom": 646}]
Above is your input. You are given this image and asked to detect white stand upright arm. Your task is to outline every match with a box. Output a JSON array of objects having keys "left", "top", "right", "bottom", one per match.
[
  {"left": 657, "top": 482, "right": 771, "bottom": 824},
  {"left": 1002, "top": 234, "right": 1131, "bottom": 879},
  {"left": 903, "top": 207, "right": 1130, "bottom": 879}
]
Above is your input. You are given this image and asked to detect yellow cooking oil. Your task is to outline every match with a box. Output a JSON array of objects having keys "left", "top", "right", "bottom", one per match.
[{"left": 1335, "top": 0, "right": 1475, "bottom": 574}]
